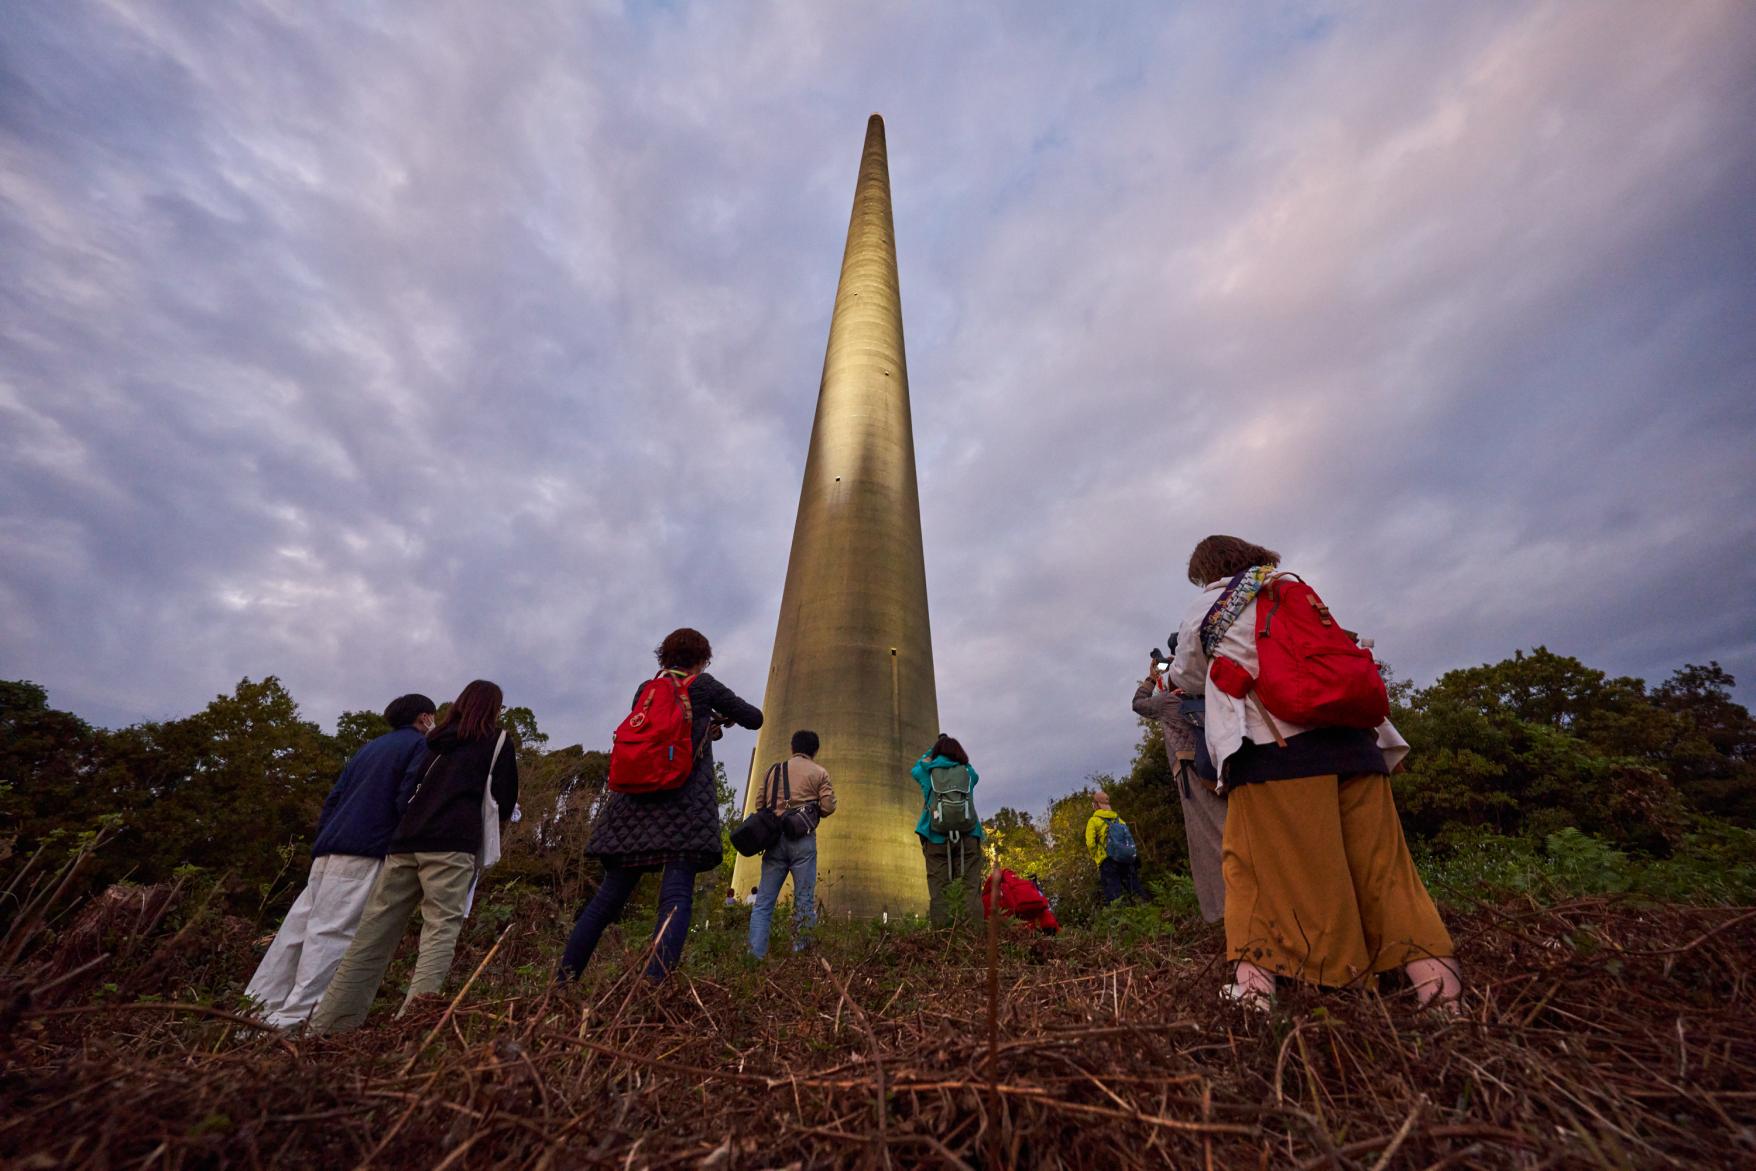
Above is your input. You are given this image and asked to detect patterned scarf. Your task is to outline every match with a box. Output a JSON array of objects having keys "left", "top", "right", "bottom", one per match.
[{"left": 1199, "top": 564, "right": 1278, "bottom": 657}]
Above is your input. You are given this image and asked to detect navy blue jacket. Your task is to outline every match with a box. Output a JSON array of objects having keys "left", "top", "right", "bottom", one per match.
[{"left": 311, "top": 726, "right": 430, "bottom": 859}]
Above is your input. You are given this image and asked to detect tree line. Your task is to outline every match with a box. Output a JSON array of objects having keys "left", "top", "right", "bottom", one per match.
[{"left": 2, "top": 646, "right": 1752, "bottom": 924}]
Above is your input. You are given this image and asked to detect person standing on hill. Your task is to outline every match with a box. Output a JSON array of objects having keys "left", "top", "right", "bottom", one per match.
[
  {"left": 912, "top": 734, "right": 985, "bottom": 930},
  {"left": 1132, "top": 662, "right": 1226, "bottom": 922},
  {"left": 244, "top": 692, "right": 435, "bottom": 1029},
  {"left": 557, "top": 628, "right": 762, "bottom": 984},
  {"left": 309, "top": 680, "right": 519, "bottom": 1032},
  {"left": 747, "top": 729, "right": 837, "bottom": 958},
  {"left": 1170, "top": 534, "right": 1460, "bottom": 1011},
  {"left": 1085, "top": 790, "right": 1145, "bottom": 904}
]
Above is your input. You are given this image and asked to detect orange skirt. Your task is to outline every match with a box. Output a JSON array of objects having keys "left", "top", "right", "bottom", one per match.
[{"left": 1223, "top": 773, "right": 1452, "bottom": 986}]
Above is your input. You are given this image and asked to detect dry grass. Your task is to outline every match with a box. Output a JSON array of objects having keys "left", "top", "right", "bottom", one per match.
[{"left": 2, "top": 882, "right": 1753, "bottom": 1169}]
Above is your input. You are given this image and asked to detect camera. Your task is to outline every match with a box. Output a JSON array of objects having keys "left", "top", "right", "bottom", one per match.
[{"left": 1149, "top": 633, "right": 1179, "bottom": 672}]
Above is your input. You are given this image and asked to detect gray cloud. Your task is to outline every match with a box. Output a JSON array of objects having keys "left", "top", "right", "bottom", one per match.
[{"left": 3, "top": 1, "right": 1753, "bottom": 815}]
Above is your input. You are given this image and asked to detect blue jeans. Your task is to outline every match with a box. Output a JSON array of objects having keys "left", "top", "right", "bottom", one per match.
[
  {"left": 747, "top": 834, "right": 817, "bottom": 958},
  {"left": 557, "top": 861, "right": 696, "bottom": 983}
]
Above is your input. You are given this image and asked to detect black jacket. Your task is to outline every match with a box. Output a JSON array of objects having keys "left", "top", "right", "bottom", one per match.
[
  {"left": 311, "top": 726, "right": 429, "bottom": 859},
  {"left": 586, "top": 672, "right": 762, "bottom": 870},
  {"left": 388, "top": 724, "right": 520, "bottom": 855}
]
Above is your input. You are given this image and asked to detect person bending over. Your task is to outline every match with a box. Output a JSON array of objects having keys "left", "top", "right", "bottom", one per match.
[
  {"left": 310, "top": 680, "right": 518, "bottom": 1032},
  {"left": 245, "top": 692, "right": 435, "bottom": 1028}
]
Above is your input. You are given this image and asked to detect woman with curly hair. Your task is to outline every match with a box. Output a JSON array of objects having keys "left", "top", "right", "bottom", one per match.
[{"left": 558, "top": 628, "right": 762, "bottom": 983}]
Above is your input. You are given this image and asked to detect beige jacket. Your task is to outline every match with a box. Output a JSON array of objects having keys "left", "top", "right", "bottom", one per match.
[{"left": 757, "top": 753, "right": 838, "bottom": 818}]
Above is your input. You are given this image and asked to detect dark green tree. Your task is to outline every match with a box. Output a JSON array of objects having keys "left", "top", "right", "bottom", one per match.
[
  {"left": 334, "top": 709, "right": 391, "bottom": 759},
  {"left": 102, "top": 678, "right": 343, "bottom": 896},
  {"left": 0, "top": 680, "right": 106, "bottom": 863},
  {"left": 1392, "top": 648, "right": 1706, "bottom": 852},
  {"left": 985, "top": 806, "right": 1051, "bottom": 878},
  {"left": 1650, "top": 663, "right": 1756, "bottom": 822}
]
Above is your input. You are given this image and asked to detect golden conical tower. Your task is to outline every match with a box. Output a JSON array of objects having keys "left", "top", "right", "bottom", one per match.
[{"left": 732, "top": 114, "right": 936, "bottom": 919}]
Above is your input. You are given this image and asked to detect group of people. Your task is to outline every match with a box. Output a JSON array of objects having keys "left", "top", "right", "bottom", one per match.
[
  {"left": 244, "top": 628, "right": 999, "bottom": 1032},
  {"left": 247, "top": 535, "right": 1462, "bottom": 1031},
  {"left": 245, "top": 680, "right": 520, "bottom": 1030}
]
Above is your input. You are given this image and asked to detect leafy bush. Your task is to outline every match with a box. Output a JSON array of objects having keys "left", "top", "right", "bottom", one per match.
[{"left": 1416, "top": 821, "right": 1756, "bottom": 907}]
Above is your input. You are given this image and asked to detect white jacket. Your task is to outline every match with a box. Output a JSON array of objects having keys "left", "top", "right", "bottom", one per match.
[{"left": 1170, "top": 577, "right": 1408, "bottom": 789}]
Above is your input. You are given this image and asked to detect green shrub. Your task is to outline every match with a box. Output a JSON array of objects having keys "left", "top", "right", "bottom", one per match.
[
  {"left": 1631, "top": 821, "right": 1756, "bottom": 904},
  {"left": 1417, "top": 820, "right": 1756, "bottom": 907}
]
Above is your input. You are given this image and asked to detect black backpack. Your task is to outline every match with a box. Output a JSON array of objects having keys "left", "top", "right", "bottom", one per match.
[{"left": 729, "top": 762, "right": 789, "bottom": 857}]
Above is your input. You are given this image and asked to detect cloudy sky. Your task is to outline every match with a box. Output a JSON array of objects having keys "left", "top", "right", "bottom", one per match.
[{"left": 4, "top": 1, "right": 1753, "bottom": 814}]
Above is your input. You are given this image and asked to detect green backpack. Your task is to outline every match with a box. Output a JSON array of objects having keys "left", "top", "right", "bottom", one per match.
[{"left": 927, "top": 762, "right": 979, "bottom": 875}]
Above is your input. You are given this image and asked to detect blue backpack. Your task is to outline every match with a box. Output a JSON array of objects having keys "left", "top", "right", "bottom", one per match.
[{"left": 1105, "top": 819, "right": 1138, "bottom": 862}]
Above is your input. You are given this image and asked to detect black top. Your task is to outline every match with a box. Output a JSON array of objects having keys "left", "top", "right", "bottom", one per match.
[
  {"left": 388, "top": 724, "right": 520, "bottom": 855},
  {"left": 1224, "top": 726, "right": 1387, "bottom": 788},
  {"left": 586, "top": 672, "right": 763, "bottom": 871}
]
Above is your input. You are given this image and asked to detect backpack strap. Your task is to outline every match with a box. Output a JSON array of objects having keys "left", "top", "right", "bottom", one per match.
[
  {"left": 410, "top": 752, "right": 442, "bottom": 801},
  {"left": 761, "top": 761, "right": 792, "bottom": 810},
  {"left": 1248, "top": 692, "right": 1289, "bottom": 748},
  {"left": 655, "top": 671, "right": 720, "bottom": 764}
]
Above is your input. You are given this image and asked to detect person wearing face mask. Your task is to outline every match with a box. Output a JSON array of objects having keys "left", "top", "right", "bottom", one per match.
[
  {"left": 244, "top": 692, "right": 437, "bottom": 1029},
  {"left": 311, "top": 680, "right": 520, "bottom": 1032}
]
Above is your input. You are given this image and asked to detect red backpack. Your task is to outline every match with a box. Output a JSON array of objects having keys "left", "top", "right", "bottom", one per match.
[
  {"left": 983, "top": 869, "right": 1049, "bottom": 917},
  {"left": 607, "top": 672, "right": 699, "bottom": 794},
  {"left": 983, "top": 870, "right": 1059, "bottom": 934},
  {"left": 1253, "top": 575, "right": 1389, "bottom": 729}
]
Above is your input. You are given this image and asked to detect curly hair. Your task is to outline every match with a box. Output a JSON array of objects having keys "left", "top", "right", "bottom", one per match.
[
  {"left": 655, "top": 628, "right": 712, "bottom": 671},
  {"left": 1186, "top": 535, "right": 1281, "bottom": 586}
]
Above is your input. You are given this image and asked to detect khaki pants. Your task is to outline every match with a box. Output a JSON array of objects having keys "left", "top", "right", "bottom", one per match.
[
  {"left": 308, "top": 851, "right": 474, "bottom": 1033},
  {"left": 1180, "top": 776, "right": 1228, "bottom": 924},
  {"left": 919, "top": 835, "right": 985, "bottom": 930}
]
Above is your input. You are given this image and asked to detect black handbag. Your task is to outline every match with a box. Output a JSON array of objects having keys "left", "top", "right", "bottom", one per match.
[
  {"left": 782, "top": 801, "right": 820, "bottom": 840},
  {"left": 729, "top": 762, "right": 789, "bottom": 857}
]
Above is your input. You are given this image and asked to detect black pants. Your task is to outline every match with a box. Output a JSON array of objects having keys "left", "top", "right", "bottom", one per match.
[
  {"left": 1099, "top": 858, "right": 1145, "bottom": 904},
  {"left": 558, "top": 862, "right": 695, "bottom": 983}
]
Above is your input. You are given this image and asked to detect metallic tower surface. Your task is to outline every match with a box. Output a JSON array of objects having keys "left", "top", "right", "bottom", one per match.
[{"left": 732, "top": 114, "right": 937, "bottom": 919}]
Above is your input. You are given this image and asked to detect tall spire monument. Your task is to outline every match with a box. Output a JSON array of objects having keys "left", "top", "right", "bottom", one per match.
[{"left": 732, "top": 115, "right": 937, "bottom": 918}]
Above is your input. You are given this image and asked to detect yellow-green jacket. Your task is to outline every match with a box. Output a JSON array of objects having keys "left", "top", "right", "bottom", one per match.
[{"left": 1084, "top": 808, "right": 1121, "bottom": 865}]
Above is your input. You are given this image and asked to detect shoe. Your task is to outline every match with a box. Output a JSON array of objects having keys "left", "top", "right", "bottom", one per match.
[{"left": 1219, "top": 983, "right": 1273, "bottom": 1013}]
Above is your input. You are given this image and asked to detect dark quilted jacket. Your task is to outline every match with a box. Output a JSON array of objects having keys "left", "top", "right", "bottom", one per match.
[{"left": 586, "top": 672, "right": 762, "bottom": 870}]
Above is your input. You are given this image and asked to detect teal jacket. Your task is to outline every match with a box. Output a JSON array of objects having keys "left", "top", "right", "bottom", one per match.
[{"left": 911, "top": 753, "right": 982, "bottom": 843}]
